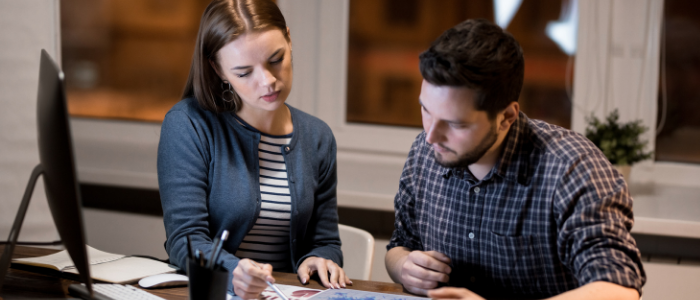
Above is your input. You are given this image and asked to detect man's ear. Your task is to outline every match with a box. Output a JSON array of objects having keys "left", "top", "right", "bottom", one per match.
[
  {"left": 498, "top": 102, "right": 520, "bottom": 132},
  {"left": 209, "top": 59, "right": 225, "bottom": 81}
]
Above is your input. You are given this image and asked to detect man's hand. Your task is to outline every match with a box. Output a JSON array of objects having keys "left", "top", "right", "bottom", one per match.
[
  {"left": 398, "top": 250, "right": 452, "bottom": 295},
  {"left": 232, "top": 259, "right": 274, "bottom": 299},
  {"left": 427, "top": 287, "right": 485, "bottom": 300},
  {"left": 297, "top": 256, "right": 352, "bottom": 289}
]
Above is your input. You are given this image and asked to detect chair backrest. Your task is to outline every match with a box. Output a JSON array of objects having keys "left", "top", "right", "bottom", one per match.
[{"left": 338, "top": 224, "right": 375, "bottom": 280}]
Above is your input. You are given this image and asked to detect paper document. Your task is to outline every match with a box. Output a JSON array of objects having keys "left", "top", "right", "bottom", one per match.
[
  {"left": 227, "top": 284, "right": 429, "bottom": 300},
  {"left": 228, "top": 284, "right": 322, "bottom": 300},
  {"left": 13, "top": 245, "right": 124, "bottom": 271},
  {"left": 12, "top": 245, "right": 176, "bottom": 284},
  {"left": 309, "top": 289, "right": 429, "bottom": 300}
]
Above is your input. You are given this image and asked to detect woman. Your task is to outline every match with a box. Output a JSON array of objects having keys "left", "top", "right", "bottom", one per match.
[{"left": 157, "top": 0, "right": 350, "bottom": 297}]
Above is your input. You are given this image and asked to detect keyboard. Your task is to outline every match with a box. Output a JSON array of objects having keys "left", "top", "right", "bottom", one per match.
[{"left": 69, "top": 283, "right": 166, "bottom": 300}]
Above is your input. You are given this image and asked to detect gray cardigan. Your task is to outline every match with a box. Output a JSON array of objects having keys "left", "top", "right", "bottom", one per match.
[{"left": 158, "top": 98, "right": 342, "bottom": 285}]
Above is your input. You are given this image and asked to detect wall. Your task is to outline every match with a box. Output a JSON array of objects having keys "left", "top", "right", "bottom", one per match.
[{"left": 0, "top": 0, "right": 61, "bottom": 243}]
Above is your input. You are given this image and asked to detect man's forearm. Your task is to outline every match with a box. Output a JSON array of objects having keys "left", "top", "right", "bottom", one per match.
[
  {"left": 546, "top": 281, "right": 639, "bottom": 300},
  {"left": 385, "top": 246, "right": 411, "bottom": 283}
]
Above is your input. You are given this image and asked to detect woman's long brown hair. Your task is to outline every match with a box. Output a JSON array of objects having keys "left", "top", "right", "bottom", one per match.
[{"left": 182, "top": 0, "right": 289, "bottom": 113}]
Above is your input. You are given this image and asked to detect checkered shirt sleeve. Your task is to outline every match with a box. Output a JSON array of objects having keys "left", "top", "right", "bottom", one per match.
[
  {"left": 388, "top": 139, "right": 424, "bottom": 252},
  {"left": 554, "top": 150, "right": 646, "bottom": 290}
]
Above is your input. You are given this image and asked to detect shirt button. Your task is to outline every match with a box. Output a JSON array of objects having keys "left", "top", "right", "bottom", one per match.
[
  {"left": 474, "top": 187, "right": 480, "bottom": 194},
  {"left": 468, "top": 232, "right": 475, "bottom": 239}
]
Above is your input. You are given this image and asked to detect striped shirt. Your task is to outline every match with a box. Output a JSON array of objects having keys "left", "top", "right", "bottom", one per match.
[
  {"left": 388, "top": 112, "right": 645, "bottom": 298},
  {"left": 233, "top": 119, "right": 292, "bottom": 271}
]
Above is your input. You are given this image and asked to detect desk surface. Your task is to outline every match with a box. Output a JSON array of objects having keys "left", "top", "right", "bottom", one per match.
[{"left": 1, "top": 246, "right": 410, "bottom": 300}]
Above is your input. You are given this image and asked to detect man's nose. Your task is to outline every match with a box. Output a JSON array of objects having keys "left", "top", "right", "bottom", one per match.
[{"left": 425, "top": 121, "right": 444, "bottom": 144}]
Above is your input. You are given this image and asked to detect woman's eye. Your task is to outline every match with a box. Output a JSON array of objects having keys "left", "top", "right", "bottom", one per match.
[
  {"left": 270, "top": 56, "right": 284, "bottom": 64},
  {"left": 236, "top": 72, "right": 250, "bottom": 78}
]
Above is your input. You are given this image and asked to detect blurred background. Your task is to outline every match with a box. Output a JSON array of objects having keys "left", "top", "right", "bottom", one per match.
[
  {"left": 60, "top": 0, "right": 700, "bottom": 163},
  {"left": 1, "top": 1, "right": 699, "bottom": 298}
]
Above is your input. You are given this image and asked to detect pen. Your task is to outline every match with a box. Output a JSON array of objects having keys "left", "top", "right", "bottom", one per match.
[
  {"left": 206, "top": 237, "right": 220, "bottom": 269},
  {"left": 207, "top": 230, "right": 228, "bottom": 269},
  {"left": 186, "top": 235, "right": 194, "bottom": 260},
  {"left": 209, "top": 230, "right": 229, "bottom": 269},
  {"left": 195, "top": 249, "right": 204, "bottom": 267},
  {"left": 250, "top": 261, "right": 288, "bottom": 300}
]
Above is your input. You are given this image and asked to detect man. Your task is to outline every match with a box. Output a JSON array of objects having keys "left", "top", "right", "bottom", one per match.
[{"left": 385, "top": 19, "right": 645, "bottom": 300}]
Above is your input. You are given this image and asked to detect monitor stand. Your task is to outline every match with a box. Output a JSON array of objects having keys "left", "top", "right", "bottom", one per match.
[{"left": 0, "top": 164, "right": 44, "bottom": 290}]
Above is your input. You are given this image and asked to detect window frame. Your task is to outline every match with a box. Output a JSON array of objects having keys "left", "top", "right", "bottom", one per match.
[
  {"left": 277, "top": 0, "right": 422, "bottom": 155},
  {"left": 71, "top": 0, "right": 700, "bottom": 212},
  {"left": 277, "top": 0, "right": 700, "bottom": 186}
]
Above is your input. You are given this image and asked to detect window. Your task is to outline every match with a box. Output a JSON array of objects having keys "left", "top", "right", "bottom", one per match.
[
  {"left": 655, "top": 0, "right": 700, "bottom": 164},
  {"left": 69, "top": 0, "right": 700, "bottom": 198},
  {"left": 61, "top": 0, "right": 209, "bottom": 122},
  {"left": 346, "top": 0, "right": 576, "bottom": 129}
]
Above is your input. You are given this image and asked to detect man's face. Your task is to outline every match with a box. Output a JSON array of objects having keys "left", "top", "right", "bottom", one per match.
[{"left": 419, "top": 80, "right": 499, "bottom": 168}]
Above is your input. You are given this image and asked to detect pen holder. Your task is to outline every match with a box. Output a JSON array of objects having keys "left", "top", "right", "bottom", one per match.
[{"left": 187, "top": 258, "right": 229, "bottom": 300}]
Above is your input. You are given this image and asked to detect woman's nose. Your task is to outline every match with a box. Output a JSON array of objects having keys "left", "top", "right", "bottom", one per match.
[{"left": 259, "top": 68, "right": 276, "bottom": 87}]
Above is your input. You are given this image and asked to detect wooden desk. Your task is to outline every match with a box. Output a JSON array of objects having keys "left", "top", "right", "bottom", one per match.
[{"left": 1, "top": 246, "right": 411, "bottom": 300}]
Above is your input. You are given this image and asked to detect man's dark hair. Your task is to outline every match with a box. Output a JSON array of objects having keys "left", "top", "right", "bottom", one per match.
[{"left": 419, "top": 19, "right": 524, "bottom": 119}]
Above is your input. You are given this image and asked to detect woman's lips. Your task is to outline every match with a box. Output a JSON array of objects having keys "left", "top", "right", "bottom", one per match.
[{"left": 261, "top": 91, "right": 280, "bottom": 103}]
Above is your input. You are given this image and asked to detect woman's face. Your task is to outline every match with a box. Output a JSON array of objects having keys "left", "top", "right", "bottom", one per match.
[{"left": 215, "top": 28, "right": 292, "bottom": 114}]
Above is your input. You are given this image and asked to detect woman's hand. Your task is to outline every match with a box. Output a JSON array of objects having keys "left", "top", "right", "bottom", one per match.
[
  {"left": 232, "top": 259, "right": 274, "bottom": 299},
  {"left": 427, "top": 287, "right": 485, "bottom": 300},
  {"left": 297, "top": 256, "right": 352, "bottom": 289}
]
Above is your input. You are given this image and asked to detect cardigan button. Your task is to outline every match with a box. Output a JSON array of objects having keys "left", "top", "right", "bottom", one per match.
[{"left": 285, "top": 146, "right": 290, "bottom": 152}]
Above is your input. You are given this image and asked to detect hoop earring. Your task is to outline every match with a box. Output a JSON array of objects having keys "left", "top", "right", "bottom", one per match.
[{"left": 221, "top": 81, "right": 235, "bottom": 103}]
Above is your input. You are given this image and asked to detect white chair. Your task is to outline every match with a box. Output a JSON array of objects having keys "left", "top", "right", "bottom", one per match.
[{"left": 338, "top": 224, "right": 375, "bottom": 280}]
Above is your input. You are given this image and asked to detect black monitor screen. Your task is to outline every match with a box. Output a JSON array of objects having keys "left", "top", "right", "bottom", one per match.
[
  {"left": 0, "top": 49, "right": 93, "bottom": 295},
  {"left": 36, "top": 49, "right": 93, "bottom": 291}
]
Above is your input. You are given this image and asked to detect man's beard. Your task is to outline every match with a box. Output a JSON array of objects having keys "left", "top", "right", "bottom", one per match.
[{"left": 434, "top": 122, "right": 498, "bottom": 168}]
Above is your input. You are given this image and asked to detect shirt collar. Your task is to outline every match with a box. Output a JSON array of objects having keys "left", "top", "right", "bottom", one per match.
[
  {"left": 433, "top": 111, "right": 534, "bottom": 185},
  {"left": 493, "top": 111, "right": 534, "bottom": 186}
]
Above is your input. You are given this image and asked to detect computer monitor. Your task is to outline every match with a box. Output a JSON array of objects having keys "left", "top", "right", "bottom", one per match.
[{"left": 0, "top": 49, "right": 94, "bottom": 296}]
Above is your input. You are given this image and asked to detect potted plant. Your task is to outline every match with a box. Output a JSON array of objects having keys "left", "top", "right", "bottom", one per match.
[{"left": 585, "top": 109, "right": 653, "bottom": 180}]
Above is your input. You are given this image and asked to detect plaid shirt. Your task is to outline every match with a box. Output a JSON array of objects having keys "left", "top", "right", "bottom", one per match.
[{"left": 388, "top": 112, "right": 646, "bottom": 298}]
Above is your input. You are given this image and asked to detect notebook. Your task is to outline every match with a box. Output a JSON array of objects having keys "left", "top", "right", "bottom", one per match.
[{"left": 12, "top": 245, "right": 177, "bottom": 284}]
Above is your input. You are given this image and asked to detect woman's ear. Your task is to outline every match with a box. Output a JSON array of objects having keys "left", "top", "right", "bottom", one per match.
[{"left": 209, "top": 58, "right": 225, "bottom": 82}]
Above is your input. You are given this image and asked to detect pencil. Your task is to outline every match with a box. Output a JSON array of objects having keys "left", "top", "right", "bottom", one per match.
[{"left": 250, "top": 261, "right": 289, "bottom": 300}]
